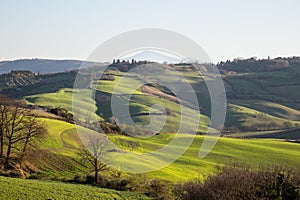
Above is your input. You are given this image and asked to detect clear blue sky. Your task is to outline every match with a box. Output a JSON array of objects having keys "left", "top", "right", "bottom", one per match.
[{"left": 0, "top": 0, "right": 299, "bottom": 63}]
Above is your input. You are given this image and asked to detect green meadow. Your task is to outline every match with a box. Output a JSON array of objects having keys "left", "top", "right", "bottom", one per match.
[
  {"left": 0, "top": 176, "right": 149, "bottom": 200},
  {"left": 109, "top": 134, "right": 300, "bottom": 182},
  {"left": 34, "top": 118, "right": 300, "bottom": 183}
]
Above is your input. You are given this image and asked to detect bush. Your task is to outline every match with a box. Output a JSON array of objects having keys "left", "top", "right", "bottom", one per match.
[
  {"left": 73, "top": 174, "right": 86, "bottom": 184},
  {"left": 85, "top": 174, "right": 95, "bottom": 184},
  {"left": 174, "top": 166, "right": 300, "bottom": 200},
  {"left": 143, "top": 179, "right": 173, "bottom": 200}
]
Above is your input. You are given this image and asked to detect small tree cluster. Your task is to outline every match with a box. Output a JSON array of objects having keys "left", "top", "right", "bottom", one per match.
[{"left": 48, "top": 107, "right": 73, "bottom": 122}]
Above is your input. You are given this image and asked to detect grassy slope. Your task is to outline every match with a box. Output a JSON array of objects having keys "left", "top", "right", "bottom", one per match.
[
  {"left": 96, "top": 75, "right": 143, "bottom": 95},
  {"left": 96, "top": 74, "right": 211, "bottom": 133},
  {"left": 0, "top": 176, "right": 149, "bottom": 200},
  {"left": 16, "top": 67, "right": 300, "bottom": 134},
  {"left": 28, "top": 118, "right": 89, "bottom": 178},
  {"left": 225, "top": 103, "right": 300, "bottom": 128},
  {"left": 230, "top": 99, "right": 300, "bottom": 121},
  {"left": 26, "top": 88, "right": 102, "bottom": 120},
  {"left": 224, "top": 65, "right": 300, "bottom": 102},
  {"left": 225, "top": 128, "right": 300, "bottom": 139},
  {"left": 32, "top": 118, "right": 300, "bottom": 183},
  {"left": 109, "top": 134, "right": 300, "bottom": 182}
]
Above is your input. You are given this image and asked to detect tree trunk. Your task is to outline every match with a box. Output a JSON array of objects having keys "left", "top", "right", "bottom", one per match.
[
  {"left": 5, "top": 139, "right": 12, "bottom": 170},
  {"left": 95, "top": 168, "right": 99, "bottom": 184},
  {"left": 20, "top": 138, "right": 29, "bottom": 160},
  {"left": 94, "top": 158, "right": 98, "bottom": 184},
  {"left": 0, "top": 126, "right": 3, "bottom": 158}
]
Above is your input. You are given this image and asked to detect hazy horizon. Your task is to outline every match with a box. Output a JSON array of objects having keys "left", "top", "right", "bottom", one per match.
[{"left": 0, "top": 54, "right": 299, "bottom": 65}]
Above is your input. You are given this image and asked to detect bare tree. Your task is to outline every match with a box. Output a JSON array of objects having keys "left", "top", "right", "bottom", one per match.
[
  {"left": 0, "top": 95, "right": 47, "bottom": 169},
  {"left": 20, "top": 116, "right": 47, "bottom": 160},
  {"left": 0, "top": 95, "right": 12, "bottom": 158},
  {"left": 4, "top": 101, "right": 27, "bottom": 169},
  {"left": 80, "top": 135, "right": 111, "bottom": 184}
]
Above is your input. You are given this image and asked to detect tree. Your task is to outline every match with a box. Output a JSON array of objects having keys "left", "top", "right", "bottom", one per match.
[
  {"left": 0, "top": 95, "right": 47, "bottom": 169},
  {"left": 20, "top": 116, "right": 47, "bottom": 160},
  {"left": 4, "top": 101, "right": 27, "bottom": 169},
  {"left": 80, "top": 135, "right": 110, "bottom": 184},
  {"left": 0, "top": 95, "right": 12, "bottom": 158}
]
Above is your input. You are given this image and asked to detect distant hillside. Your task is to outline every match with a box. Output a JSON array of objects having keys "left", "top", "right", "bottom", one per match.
[{"left": 0, "top": 59, "right": 103, "bottom": 74}]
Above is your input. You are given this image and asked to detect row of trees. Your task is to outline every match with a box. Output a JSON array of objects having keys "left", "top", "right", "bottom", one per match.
[{"left": 0, "top": 95, "right": 46, "bottom": 170}]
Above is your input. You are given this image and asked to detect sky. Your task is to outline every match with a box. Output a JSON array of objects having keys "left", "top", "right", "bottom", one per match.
[{"left": 0, "top": 0, "right": 299, "bottom": 63}]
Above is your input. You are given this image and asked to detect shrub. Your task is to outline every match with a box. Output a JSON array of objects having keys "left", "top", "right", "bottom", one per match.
[
  {"left": 85, "top": 174, "right": 95, "bottom": 184},
  {"left": 73, "top": 174, "right": 86, "bottom": 184},
  {"left": 145, "top": 179, "right": 174, "bottom": 200},
  {"left": 174, "top": 165, "right": 300, "bottom": 200}
]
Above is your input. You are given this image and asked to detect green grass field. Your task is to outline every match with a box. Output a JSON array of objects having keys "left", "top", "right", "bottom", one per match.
[
  {"left": 95, "top": 73, "right": 211, "bottom": 133},
  {"left": 25, "top": 88, "right": 102, "bottom": 121},
  {"left": 17, "top": 67, "right": 300, "bottom": 135},
  {"left": 108, "top": 134, "right": 300, "bottom": 182},
  {"left": 0, "top": 176, "right": 149, "bottom": 200},
  {"left": 223, "top": 66, "right": 300, "bottom": 102},
  {"left": 26, "top": 118, "right": 88, "bottom": 178},
  {"left": 225, "top": 103, "right": 300, "bottom": 129},
  {"left": 31, "top": 118, "right": 300, "bottom": 183},
  {"left": 226, "top": 128, "right": 300, "bottom": 140},
  {"left": 230, "top": 100, "right": 300, "bottom": 121}
]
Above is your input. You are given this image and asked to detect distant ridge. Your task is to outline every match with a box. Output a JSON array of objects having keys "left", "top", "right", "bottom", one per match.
[{"left": 0, "top": 59, "right": 103, "bottom": 74}]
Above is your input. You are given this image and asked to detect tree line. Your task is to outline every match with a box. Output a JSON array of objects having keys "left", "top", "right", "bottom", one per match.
[{"left": 218, "top": 56, "right": 300, "bottom": 73}]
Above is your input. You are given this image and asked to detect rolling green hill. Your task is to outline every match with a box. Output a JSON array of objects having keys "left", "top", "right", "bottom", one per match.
[
  {"left": 225, "top": 103, "right": 300, "bottom": 130},
  {"left": 25, "top": 88, "right": 102, "bottom": 121},
  {"left": 32, "top": 118, "right": 300, "bottom": 182},
  {"left": 109, "top": 134, "right": 300, "bottom": 182},
  {"left": 1, "top": 60, "right": 300, "bottom": 199},
  {"left": 25, "top": 118, "right": 89, "bottom": 178},
  {"left": 230, "top": 100, "right": 300, "bottom": 121},
  {"left": 225, "top": 128, "right": 300, "bottom": 140},
  {"left": 1, "top": 60, "right": 300, "bottom": 136},
  {"left": 95, "top": 73, "right": 211, "bottom": 133}
]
